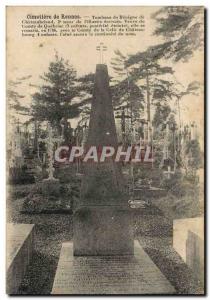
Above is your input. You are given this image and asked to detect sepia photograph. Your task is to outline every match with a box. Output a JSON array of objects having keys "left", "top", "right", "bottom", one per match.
[{"left": 6, "top": 5, "right": 205, "bottom": 295}]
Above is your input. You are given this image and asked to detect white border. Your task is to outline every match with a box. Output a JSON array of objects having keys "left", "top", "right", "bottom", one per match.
[{"left": 0, "top": 1, "right": 208, "bottom": 299}]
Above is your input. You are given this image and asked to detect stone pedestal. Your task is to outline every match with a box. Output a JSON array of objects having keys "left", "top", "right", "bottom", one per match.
[
  {"left": 52, "top": 241, "right": 175, "bottom": 294},
  {"left": 173, "top": 217, "right": 203, "bottom": 261},
  {"left": 41, "top": 178, "right": 60, "bottom": 197},
  {"left": 186, "top": 230, "right": 204, "bottom": 285},
  {"left": 74, "top": 206, "right": 133, "bottom": 256},
  {"left": 6, "top": 223, "right": 35, "bottom": 294}
]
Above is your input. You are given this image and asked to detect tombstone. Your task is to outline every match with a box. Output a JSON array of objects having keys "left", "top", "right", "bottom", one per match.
[
  {"left": 52, "top": 63, "right": 175, "bottom": 295},
  {"left": 82, "top": 123, "right": 89, "bottom": 146},
  {"left": 7, "top": 223, "right": 35, "bottom": 294},
  {"left": 173, "top": 217, "right": 203, "bottom": 263},
  {"left": 174, "top": 218, "right": 204, "bottom": 288},
  {"left": 40, "top": 123, "right": 60, "bottom": 196},
  {"left": 186, "top": 230, "right": 204, "bottom": 285},
  {"left": 115, "top": 106, "right": 131, "bottom": 145},
  {"left": 9, "top": 125, "right": 24, "bottom": 169},
  {"left": 190, "top": 122, "right": 196, "bottom": 141},
  {"left": 73, "top": 64, "right": 134, "bottom": 256},
  {"left": 60, "top": 117, "right": 73, "bottom": 144},
  {"left": 163, "top": 165, "right": 174, "bottom": 179}
]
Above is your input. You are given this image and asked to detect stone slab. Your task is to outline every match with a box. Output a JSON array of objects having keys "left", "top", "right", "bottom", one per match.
[
  {"left": 186, "top": 230, "right": 204, "bottom": 285},
  {"left": 173, "top": 217, "right": 203, "bottom": 261},
  {"left": 41, "top": 178, "right": 60, "bottom": 196},
  {"left": 73, "top": 206, "right": 134, "bottom": 256},
  {"left": 6, "top": 223, "right": 35, "bottom": 294},
  {"left": 52, "top": 240, "right": 175, "bottom": 294}
]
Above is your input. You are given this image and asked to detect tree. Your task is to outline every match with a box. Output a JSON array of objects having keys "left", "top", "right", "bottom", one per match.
[
  {"left": 7, "top": 76, "right": 32, "bottom": 122},
  {"left": 31, "top": 53, "right": 88, "bottom": 133},
  {"left": 185, "top": 139, "right": 202, "bottom": 176},
  {"left": 125, "top": 48, "right": 175, "bottom": 142},
  {"left": 152, "top": 6, "right": 204, "bottom": 62},
  {"left": 111, "top": 50, "right": 144, "bottom": 122},
  {"left": 152, "top": 102, "right": 171, "bottom": 131}
]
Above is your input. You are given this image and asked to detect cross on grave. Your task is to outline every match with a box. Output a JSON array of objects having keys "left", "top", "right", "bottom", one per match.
[
  {"left": 39, "top": 123, "right": 61, "bottom": 180},
  {"left": 115, "top": 106, "right": 131, "bottom": 143},
  {"left": 163, "top": 165, "right": 174, "bottom": 179},
  {"left": 9, "top": 124, "right": 24, "bottom": 168},
  {"left": 96, "top": 42, "right": 107, "bottom": 64},
  {"left": 159, "top": 121, "right": 170, "bottom": 169},
  {"left": 139, "top": 118, "right": 148, "bottom": 143},
  {"left": 190, "top": 121, "right": 197, "bottom": 140}
]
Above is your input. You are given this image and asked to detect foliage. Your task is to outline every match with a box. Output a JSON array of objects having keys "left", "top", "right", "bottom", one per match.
[
  {"left": 152, "top": 170, "right": 201, "bottom": 219},
  {"left": 8, "top": 166, "right": 35, "bottom": 185},
  {"left": 111, "top": 49, "right": 144, "bottom": 120},
  {"left": 152, "top": 7, "right": 204, "bottom": 62},
  {"left": 125, "top": 48, "right": 177, "bottom": 129},
  {"left": 31, "top": 53, "right": 90, "bottom": 131},
  {"left": 8, "top": 184, "right": 35, "bottom": 200},
  {"left": 185, "top": 139, "right": 203, "bottom": 171},
  {"left": 7, "top": 77, "right": 31, "bottom": 121},
  {"left": 21, "top": 181, "right": 80, "bottom": 213},
  {"left": 152, "top": 103, "right": 171, "bottom": 130},
  {"left": 160, "top": 169, "right": 199, "bottom": 198}
]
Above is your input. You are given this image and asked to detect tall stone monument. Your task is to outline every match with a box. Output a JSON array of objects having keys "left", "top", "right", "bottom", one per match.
[
  {"left": 73, "top": 64, "right": 134, "bottom": 255},
  {"left": 52, "top": 64, "right": 175, "bottom": 294}
]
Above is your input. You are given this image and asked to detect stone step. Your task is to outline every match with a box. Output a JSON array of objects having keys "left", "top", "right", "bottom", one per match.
[
  {"left": 6, "top": 223, "right": 35, "bottom": 294},
  {"left": 51, "top": 240, "right": 175, "bottom": 295}
]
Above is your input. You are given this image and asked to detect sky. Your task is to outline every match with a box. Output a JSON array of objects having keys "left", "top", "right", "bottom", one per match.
[{"left": 6, "top": 6, "right": 204, "bottom": 148}]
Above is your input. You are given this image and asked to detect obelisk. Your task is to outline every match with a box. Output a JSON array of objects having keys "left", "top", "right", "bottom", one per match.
[{"left": 73, "top": 64, "right": 134, "bottom": 256}]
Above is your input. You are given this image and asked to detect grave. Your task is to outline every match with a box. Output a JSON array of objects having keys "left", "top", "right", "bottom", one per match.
[
  {"left": 74, "top": 63, "right": 133, "bottom": 256},
  {"left": 52, "top": 241, "right": 175, "bottom": 294},
  {"left": 52, "top": 63, "right": 175, "bottom": 294},
  {"left": 40, "top": 122, "right": 60, "bottom": 194},
  {"left": 6, "top": 223, "right": 35, "bottom": 294}
]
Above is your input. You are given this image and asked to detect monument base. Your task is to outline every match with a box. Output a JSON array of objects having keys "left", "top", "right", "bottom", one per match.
[
  {"left": 41, "top": 178, "right": 60, "bottom": 196},
  {"left": 51, "top": 240, "right": 175, "bottom": 294},
  {"left": 73, "top": 206, "right": 134, "bottom": 256},
  {"left": 7, "top": 223, "right": 35, "bottom": 294}
]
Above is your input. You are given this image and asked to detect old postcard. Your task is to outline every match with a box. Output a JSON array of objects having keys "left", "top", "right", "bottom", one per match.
[{"left": 6, "top": 6, "right": 205, "bottom": 295}]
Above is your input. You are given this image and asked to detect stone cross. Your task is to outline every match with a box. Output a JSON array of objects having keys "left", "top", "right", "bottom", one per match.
[
  {"left": 39, "top": 123, "right": 61, "bottom": 180},
  {"left": 115, "top": 107, "right": 131, "bottom": 144},
  {"left": 163, "top": 165, "right": 174, "bottom": 179},
  {"left": 190, "top": 122, "right": 197, "bottom": 140},
  {"left": 96, "top": 43, "right": 107, "bottom": 64}
]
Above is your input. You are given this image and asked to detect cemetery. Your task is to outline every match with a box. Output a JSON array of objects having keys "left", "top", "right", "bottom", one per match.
[{"left": 6, "top": 7, "right": 204, "bottom": 295}]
